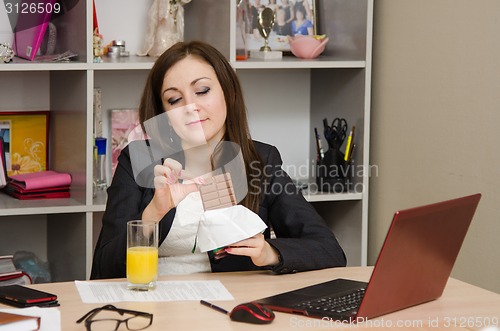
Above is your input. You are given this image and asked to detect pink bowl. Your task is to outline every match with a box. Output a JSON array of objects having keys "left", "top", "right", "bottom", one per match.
[{"left": 288, "top": 35, "right": 329, "bottom": 59}]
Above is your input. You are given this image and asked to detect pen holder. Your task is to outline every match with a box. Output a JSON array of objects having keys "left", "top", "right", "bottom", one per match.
[{"left": 316, "top": 147, "right": 350, "bottom": 193}]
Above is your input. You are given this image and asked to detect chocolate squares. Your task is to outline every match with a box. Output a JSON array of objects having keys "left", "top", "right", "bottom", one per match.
[{"left": 199, "top": 173, "right": 236, "bottom": 211}]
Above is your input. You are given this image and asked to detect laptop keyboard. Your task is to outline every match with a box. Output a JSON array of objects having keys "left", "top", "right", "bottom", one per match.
[{"left": 294, "top": 288, "right": 366, "bottom": 314}]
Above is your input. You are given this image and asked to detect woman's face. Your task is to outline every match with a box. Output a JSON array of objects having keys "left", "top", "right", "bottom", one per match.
[
  {"left": 161, "top": 55, "right": 227, "bottom": 149},
  {"left": 296, "top": 10, "right": 305, "bottom": 20}
]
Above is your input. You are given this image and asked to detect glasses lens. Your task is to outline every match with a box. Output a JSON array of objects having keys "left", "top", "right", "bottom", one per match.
[
  {"left": 126, "top": 315, "right": 152, "bottom": 330},
  {"left": 88, "top": 319, "right": 120, "bottom": 331}
]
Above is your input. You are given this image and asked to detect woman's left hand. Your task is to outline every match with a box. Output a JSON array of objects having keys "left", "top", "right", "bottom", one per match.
[{"left": 224, "top": 233, "right": 280, "bottom": 267}]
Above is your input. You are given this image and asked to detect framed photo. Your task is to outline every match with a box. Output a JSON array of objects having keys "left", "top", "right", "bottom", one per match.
[
  {"left": 109, "top": 109, "right": 139, "bottom": 175},
  {"left": 239, "top": 0, "right": 317, "bottom": 55},
  {"left": 0, "top": 111, "right": 50, "bottom": 176}
]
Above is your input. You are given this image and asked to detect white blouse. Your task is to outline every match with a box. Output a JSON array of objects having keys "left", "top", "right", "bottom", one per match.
[{"left": 158, "top": 191, "right": 211, "bottom": 275}]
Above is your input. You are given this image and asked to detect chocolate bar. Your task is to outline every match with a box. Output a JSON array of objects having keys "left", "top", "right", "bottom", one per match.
[
  {"left": 199, "top": 173, "right": 236, "bottom": 211},
  {"left": 199, "top": 173, "right": 236, "bottom": 260}
]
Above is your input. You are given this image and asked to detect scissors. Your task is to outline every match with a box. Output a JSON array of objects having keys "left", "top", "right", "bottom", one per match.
[
  {"left": 331, "top": 117, "right": 348, "bottom": 145},
  {"left": 323, "top": 117, "right": 347, "bottom": 148}
]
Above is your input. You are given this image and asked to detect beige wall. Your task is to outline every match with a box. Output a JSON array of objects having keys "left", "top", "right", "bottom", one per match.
[{"left": 370, "top": 0, "right": 500, "bottom": 293}]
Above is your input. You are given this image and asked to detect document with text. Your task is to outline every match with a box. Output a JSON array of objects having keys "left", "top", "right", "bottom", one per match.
[{"left": 75, "top": 280, "right": 234, "bottom": 303}]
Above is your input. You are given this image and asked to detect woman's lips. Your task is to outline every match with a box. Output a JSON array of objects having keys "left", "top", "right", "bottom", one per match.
[{"left": 187, "top": 118, "right": 207, "bottom": 126}]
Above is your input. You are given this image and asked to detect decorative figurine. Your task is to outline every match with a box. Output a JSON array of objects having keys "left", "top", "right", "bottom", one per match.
[
  {"left": 93, "top": 28, "right": 105, "bottom": 63},
  {"left": 0, "top": 43, "right": 14, "bottom": 63},
  {"left": 138, "top": 0, "right": 192, "bottom": 57}
]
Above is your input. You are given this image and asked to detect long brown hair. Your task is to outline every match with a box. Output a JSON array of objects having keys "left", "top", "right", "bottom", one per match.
[{"left": 138, "top": 41, "right": 263, "bottom": 212}]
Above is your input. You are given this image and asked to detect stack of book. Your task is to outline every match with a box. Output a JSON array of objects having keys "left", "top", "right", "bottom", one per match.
[
  {"left": 0, "top": 256, "right": 31, "bottom": 287},
  {"left": 3, "top": 171, "right": 71, "bottom": 200},
  {"left": 0, "top": 311, "right": 40, "bottom": 331}
]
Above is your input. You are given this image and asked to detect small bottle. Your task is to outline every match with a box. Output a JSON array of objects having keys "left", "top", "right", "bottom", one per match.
[
  {"left": 236, "top": 0, "right": 250, "bottom": 60},
  {"left": 94, "top": 137, "right": 108, "bottom": 191}
]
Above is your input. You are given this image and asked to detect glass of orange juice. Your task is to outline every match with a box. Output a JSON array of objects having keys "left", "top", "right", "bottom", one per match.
[{"left": 127, "top": 220, "right": 158, "bottom": 291}]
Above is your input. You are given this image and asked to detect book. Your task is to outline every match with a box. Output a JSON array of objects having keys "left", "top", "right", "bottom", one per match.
[
  {"left": 0, "top": 273, "right": 32, "bottom": 286},
  {"left": 12, "top": 0, "right": 58, "bottom": 61},
  {"left": 0, "top": 255, "right": 21, "bottom": 278},
  {"left": 0, "top": 311, "right": 40, "bottom": 331},
  {"left": 2, "top": 185, "right": 70, "bottom": 200},
  {"left": 0, "top": 137, "right": 6, "bottom": 189},
  {"left": 0, "top": 256, "right": 31, "bottom": 286},
  {"left": 8, "top": 171, "right": 71, "bottom": 191}
]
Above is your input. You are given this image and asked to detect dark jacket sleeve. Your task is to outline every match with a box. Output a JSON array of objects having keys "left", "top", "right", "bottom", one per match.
[
  {"left": 254, "top": 142, "right": 347, "bottom": 274},
  {"left": 90, "top": 144, "right": 176, "bottom": 279}
]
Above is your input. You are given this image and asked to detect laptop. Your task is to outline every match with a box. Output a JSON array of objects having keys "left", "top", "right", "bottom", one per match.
[{"left": 256, "top": 193, "right": 481, "bottom": 321}]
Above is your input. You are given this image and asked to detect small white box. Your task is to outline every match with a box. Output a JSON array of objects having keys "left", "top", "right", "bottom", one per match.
[{"left": 249, "top": 50, "right": 283, "bottom": 60}]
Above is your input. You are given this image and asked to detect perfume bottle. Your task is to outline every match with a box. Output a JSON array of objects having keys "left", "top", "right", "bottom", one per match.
[
  {"left": 236, "top": 0, "right": 250, "bottom": 60},
  {"left": 94, "top": 137, "right": 107, "bottom": 191}
]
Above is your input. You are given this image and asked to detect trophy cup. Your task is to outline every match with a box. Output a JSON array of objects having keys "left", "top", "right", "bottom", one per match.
[{"left": 250, "top": 7, "right": 283, "bottom": 60}]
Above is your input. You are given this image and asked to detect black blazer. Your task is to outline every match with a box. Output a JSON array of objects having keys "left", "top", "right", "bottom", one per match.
[{"left": 90, "top": 141, "right": 346, "bottom": 279}]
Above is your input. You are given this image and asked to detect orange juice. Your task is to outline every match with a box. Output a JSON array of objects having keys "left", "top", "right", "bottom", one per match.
[{"left": 127, "top": 246, "right": 158, "bottom": 284}]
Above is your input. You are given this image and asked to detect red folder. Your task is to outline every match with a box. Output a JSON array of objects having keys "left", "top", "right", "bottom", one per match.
[
  {"left": 3, "top": 170, "right": 71, "bottom": 200},
  {"left": 9, "top": 170, "right": 72, "bottom": 190},
  {"left": 3, "top": 184, "right": 70, "bottom": 200}
]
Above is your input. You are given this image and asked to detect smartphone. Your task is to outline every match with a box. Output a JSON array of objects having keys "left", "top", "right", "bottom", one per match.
[{"left": 0, "top": 285, "right": 58, "bottom": 307}]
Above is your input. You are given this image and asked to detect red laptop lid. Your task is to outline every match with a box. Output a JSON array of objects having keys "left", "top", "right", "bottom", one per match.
[{"left": 357, "top": 193, "right": 481, "bottom": 319}]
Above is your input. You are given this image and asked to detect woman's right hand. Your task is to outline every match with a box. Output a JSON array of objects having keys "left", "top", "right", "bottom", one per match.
[{"left": 142, "top": 158, "right": 202, "bottom": 222}]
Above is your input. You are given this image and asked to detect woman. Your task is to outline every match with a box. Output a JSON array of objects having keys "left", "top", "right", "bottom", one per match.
[
  {"left": 91, "top": 41, "right": 346, "bottom": 279},
  {"left": 273, "top": 8, "right": 292, "bottom": 36},
  {"left": 291, "top": 6, "right": 314, "bottom": 36},
  {"left": 250, "top": 0, "right": 266, "bottom": 36},
  {"left": 293, "top": 0, "right": 313, "bottom": 22},
  {"left": 280, "top": 0, "right": 295, "bottom": 25}
]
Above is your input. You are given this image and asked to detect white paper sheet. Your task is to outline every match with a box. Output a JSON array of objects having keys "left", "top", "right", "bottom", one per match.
[
  {"left": 0, "top": 307, "right": 61, "bottom": 331},
  {"left": 75, "top": 280, "right": 234, "bottom": 303},
  {"left": 197, "top": 205, "right": 268, "bottom": 252}
]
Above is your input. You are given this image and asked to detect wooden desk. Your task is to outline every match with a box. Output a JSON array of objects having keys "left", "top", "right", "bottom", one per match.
[{"left": 2, "top": 267, "right": 499, "bottom": 330}]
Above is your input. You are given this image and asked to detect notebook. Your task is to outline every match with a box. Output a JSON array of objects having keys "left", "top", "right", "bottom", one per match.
[
  {"left": 0, "top": 137, "right": 7, "bottom": 188},
  {"left": 256, "top": 193, "right": 482, "bottom": 321},
  {"left": 12, "top": 0, "right": 58, "bottom": 61}
]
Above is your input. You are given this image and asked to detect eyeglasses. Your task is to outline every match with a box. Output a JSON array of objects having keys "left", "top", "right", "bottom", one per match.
[{"left": 76, "top": 304, "right": 153, "bottom": 331}]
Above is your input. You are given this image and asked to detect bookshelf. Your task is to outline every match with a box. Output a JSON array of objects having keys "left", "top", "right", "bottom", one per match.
[{"left": 0, "top": 0, "right": 372, "bottom": 281}]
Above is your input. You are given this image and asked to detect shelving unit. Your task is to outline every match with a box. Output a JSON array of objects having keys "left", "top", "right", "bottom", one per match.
[{"left": 0, "top": 0, "right": 372, "bottom": 281}]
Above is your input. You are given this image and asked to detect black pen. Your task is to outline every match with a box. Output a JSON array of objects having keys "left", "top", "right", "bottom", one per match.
[
  {"left": 314, "top": 128, "right": 322, "bottom": 162},
  {"left": 200, "top": 300, "right": 229, "bottom": 315}
]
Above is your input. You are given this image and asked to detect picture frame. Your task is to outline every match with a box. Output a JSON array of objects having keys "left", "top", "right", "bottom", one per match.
[
  {"left": 238, "top": 0, "right": 318, "bottom": 56},
  {"left": 0, "top": 111, "right": 50, "bottom": 177},
  {"left": 108, "top": 108, "right": 139, "bottom": 175}
]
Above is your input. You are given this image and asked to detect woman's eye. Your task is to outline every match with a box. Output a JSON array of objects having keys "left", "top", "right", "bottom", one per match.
[
  {"left": 167, "top": 97, "right": 181, "bottom": 105},
  {"left": 196, "top": 87, "right": 210, "bottom": 95}
]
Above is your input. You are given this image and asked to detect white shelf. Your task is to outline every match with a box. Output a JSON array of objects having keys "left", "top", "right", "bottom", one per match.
[
  {"left": 90, "top": 55, "right": 156, "bottom": 70},
  {"left": 0, "top": 197, "right": 87, "bottom": 216},
  {"left": 0, "top": 61, "right": 88, "bottom": 71},
  {"left": 0, "top": 0, "right": 373, "bottom": 280},
  {"left": 233, "top": 58, "right": 366, "bottom": 70}
]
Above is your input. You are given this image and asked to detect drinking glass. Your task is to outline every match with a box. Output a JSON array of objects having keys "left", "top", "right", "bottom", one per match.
[{"left": 126, "top": 220, "right": 158, "bottom": 291}]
